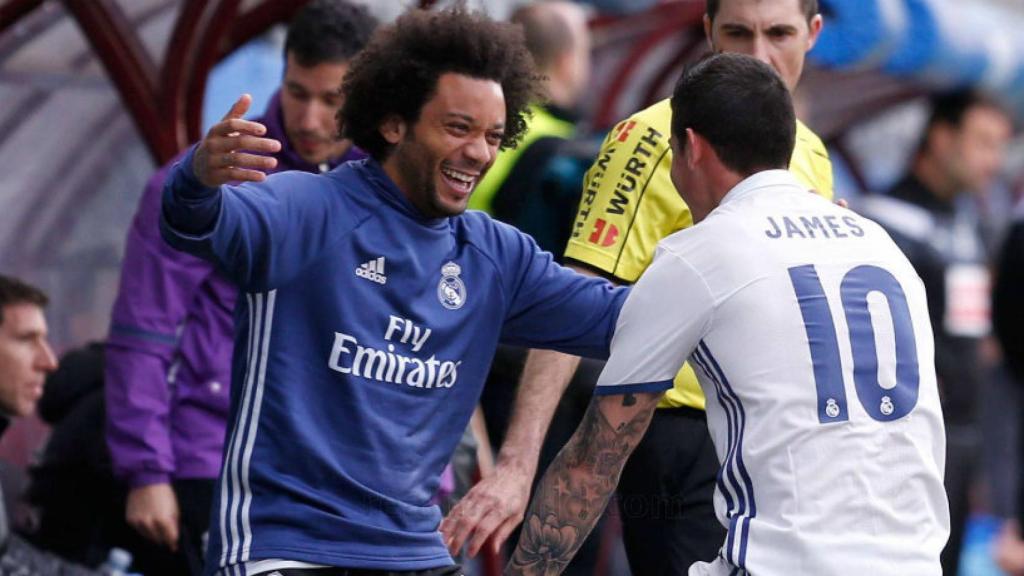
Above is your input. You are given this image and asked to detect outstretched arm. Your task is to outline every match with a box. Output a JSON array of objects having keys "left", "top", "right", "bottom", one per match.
[
  {"left": 161, "top": 94, "right": 280, "bottom": 237},
  {"left": 506, "top": 391, "right": 660, "bottom": 576}
]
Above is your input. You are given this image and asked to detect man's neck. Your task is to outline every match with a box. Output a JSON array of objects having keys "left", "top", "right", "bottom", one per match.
[
  {"left": 380, "top": 157, "right": 409, "bottom": 199},
  {"left": 378, "top": 156, "right": 433, "bottom": 218},
  {"left": 544, "top": 80, "right": 574, "bottom": 112}
]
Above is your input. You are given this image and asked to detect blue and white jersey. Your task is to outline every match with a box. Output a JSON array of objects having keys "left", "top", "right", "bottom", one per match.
[
  {"left": 160, "top": 151, "right": 627, "bottom": 574},
  {"left": 597, "top": 170, "right": 948, "bottom": 576}
]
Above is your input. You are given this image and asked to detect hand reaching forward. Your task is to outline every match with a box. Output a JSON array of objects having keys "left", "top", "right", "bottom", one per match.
[
  {"left": 440, "top": 465, "right": 532, "bottom": 558},
  {"left": 193, "top": 94, "right": 282, "bottom": 187}
]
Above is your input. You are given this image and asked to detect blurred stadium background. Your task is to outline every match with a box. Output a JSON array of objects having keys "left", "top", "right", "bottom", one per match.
[{"left": 2, "top": 1, "right": 1023, "bottom": 573}]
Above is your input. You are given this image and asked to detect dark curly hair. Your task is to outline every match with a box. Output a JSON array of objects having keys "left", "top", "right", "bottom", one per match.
[{"left": 338, "top": 7, "right": 544, "bottom": 161}]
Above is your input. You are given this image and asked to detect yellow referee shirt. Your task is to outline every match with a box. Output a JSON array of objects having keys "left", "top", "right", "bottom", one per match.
[{"left": 564, "top": 98, "right": 834, "bottom": 409}]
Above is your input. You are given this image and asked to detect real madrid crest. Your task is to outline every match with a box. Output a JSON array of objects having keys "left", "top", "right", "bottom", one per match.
[{"left": 438, "top": 261, "right": 467, "bottom": 310}]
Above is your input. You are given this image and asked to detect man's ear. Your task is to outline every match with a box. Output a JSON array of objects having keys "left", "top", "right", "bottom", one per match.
[
  {"left": 379, "top": 115, "right": 406, "bottom": 145},
  {"left": 806, "top": 14, "right": 824, "bottom": 50},
  {"left": 703, "top": 14, "right": 714, "bottom": 51},
  {"left": 686, "top": 128, "right": 705, "bottom": 168}
]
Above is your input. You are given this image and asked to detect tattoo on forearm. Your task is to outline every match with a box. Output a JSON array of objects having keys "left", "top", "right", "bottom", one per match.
[{"left": 506, "top": 395, "right": 656, "bottom": 575}]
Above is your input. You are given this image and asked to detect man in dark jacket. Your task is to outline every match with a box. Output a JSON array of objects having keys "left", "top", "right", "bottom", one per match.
[
  {"left": 0, "top": 274, "right": 98, "bottom": 575},
  {"left": 104, "top": 2, "right": 376, "bottom": 574},
  {"left": 995, "top": 211, "right": 1024, "bottom": 387},
  {"left": 993, "top": 208, "right": 1024, "bottom": 575}
]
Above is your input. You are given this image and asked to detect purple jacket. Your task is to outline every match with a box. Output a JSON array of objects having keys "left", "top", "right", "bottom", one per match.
[{"left": 106, "top": 93, "right": 365, "bottom": 487}]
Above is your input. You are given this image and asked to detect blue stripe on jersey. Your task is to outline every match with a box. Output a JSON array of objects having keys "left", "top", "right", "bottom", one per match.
[
  {"left": 696, "top": 345, "right": 748, "bottom": 567},
  {"left": 219, "top": 294, "right": 260, "bottom": 566},
  {"left": 218, "top": 292, "right": 276, "bottom": 568},
  {"left": 239, "top": 290, "right": 275, "bottom": 561},
  {"left": 691, "top": 349, "right": 741, "bottom": 564},
  {"left": 700, "top": 341, "right": 756, "bottom": 570},
  {"left": 592, "top": 379, "right": 673, "bottom": 396}
]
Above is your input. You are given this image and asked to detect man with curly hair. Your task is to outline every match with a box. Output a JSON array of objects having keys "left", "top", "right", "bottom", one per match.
[{"left": 158, "top": 7, "right": 628, "bottom": 576}]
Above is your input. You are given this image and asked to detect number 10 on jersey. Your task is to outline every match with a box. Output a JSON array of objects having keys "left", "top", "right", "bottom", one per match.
[{"left": 788, "top": 264, "right": 920, "bottom": 424}]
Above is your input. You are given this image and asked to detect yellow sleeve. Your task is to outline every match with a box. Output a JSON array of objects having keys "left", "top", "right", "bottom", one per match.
[
  {"left": 564, "top": 100, "right": 690, "bottom": 283},
  {"left": 791, "top": 120, "right": 834, "bottom": 200}
]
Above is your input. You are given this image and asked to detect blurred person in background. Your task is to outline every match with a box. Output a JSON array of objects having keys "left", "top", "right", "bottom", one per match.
[
  {"left": 857, "top": 89, "right": 1013, "bottom": 576},
  {"left": 442, "top": 2, "right": 833, "bottom": 574},
  {"left": 103, "top": 2, "right": 376, "bottom": 574},
  {"left": 993, "top": 203, "right": 1024, "bottom": 575},
  {"left": 0, "top": 274, "right": 100, "bottom": 575},
  {"left": 27, "top": 342, "right": 116, "bottom": 567},
  {"left": 469, "top": 0, "right": 590, "bottom": 255}
]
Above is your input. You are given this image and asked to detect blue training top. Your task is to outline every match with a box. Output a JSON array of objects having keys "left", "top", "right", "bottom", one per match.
[{"left": 160, "top": 149, "right": 628, "bottom": 574}]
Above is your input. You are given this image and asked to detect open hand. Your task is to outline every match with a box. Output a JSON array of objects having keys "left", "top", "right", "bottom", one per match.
[{"left": 193, "top": 94, "right": 282, "bottom": 187}]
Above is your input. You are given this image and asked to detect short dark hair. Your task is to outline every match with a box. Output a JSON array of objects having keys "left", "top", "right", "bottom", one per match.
[
  {"left": 918, "top": 89, "right": 1010, "bottom": 155},
  {"left": 511, "top": 3, "right": 575, "bottom": 70},
  {"left": 707, "top": 0, "right": 819, "bottom": 22},
  {"left": 927, "top": 89, "right": 1007, "bottom": 131},
  {"left": 284, "top": 0, "right": 378, "bottom": 68},
  {"left": 671, "top": 53, "right": 795, "bottom": 176},
  {"left": 338, "top": 7, "right": 544, "bottom": 161},
  {"left": 0, "top": 275, "right": 48, "bottom": 326}
]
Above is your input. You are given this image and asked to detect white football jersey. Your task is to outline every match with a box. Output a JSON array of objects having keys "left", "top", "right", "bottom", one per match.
[{"left": 597, "top": 170, "right": 949, "bottom": 576}]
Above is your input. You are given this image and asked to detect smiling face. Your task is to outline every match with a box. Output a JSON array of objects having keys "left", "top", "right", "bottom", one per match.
[
  {"left": 0, "top": 303, "right": 57, "bottom": 417},
  {"left": 280, "top": 53, "right": 352, "bottom": 164},
  {"left": 381, "top": 73, "right": 507, "bottom": 218},
  {"left": 704, "top": 0, "right": 822, "bottom": 93}
]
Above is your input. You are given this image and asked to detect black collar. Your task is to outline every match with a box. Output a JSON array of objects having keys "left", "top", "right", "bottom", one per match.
[{"left": 888, "top": 174, "right": 956, "bottom": 216}]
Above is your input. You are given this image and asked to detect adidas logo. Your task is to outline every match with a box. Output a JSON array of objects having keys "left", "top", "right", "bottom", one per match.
[{"left": 355, "top": 256, "right": 388, "bottom": 285}]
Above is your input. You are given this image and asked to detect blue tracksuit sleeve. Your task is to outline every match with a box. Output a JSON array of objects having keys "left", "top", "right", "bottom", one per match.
[
  {"left": 161, "top": 146, "right": 222, "bottom": 235},
  {"left": 496, "top": 224, "right": 628, "bottom": 359},
  {"left": 161, "top": 149, "right": 351, "bottom": 290}
]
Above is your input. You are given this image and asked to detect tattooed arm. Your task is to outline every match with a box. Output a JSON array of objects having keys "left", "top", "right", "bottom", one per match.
[{"left": 505, "top": 391, "right": 661, "bottom": 576}]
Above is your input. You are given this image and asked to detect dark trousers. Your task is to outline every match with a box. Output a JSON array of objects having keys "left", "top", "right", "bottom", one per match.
[
  {"left": 253, "top": 566, "right": 462, "bottom": 576},
  {"left": 126, "top": 478, "right": 216, "bottom": 576},
  {"left": 616, "top": 406, "right": 725, "bottom": 576},
  {"left": 941, "top": 424, "right": 980, "bottom": 576},
  {"left": 175, "top": 478, "right": 217, "bottom": 576}
]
